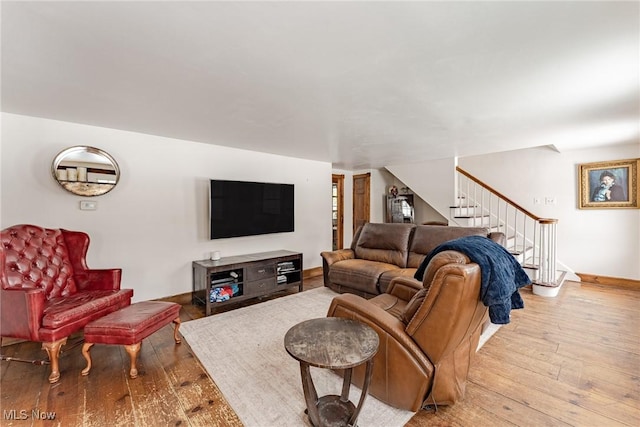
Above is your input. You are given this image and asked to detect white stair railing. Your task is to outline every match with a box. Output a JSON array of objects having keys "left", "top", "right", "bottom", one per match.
[{"left": 455, "top": 167, "right": 559, "bottom": 286}]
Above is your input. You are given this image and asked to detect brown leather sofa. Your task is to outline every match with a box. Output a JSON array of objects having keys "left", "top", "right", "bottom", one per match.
[
  {"left": 327, "top": 250, "right": 488, "bottom": 411},
  {"left": 1, "top": 224, "right": 133, "bottom": 383},
  {"left": 321, "top": 223, "right": 505, "bottom": 298}
]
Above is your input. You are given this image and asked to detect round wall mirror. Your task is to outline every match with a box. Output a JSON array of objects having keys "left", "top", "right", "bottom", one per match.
[{"left": 52, "top": 146, "right": 120, "bottom": 196}]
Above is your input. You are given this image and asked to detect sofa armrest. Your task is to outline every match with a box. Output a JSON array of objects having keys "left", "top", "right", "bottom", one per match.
[
  {"left": 488, "top": 232, "right": 506, "bottom": 247},
  {"left": 74, "top": 269, "right": 122, "bottom": 291},
  {"left": 321, "top": 249, "right": 355, "bottom": 266},
  {"left": 0, "top": 287, "right": 45, "bottom": 341},
  {"left": 320, "top": 249, "right": 355, "bottom": 286},
  {"left": 386, "top": 277, "right": 423, "bottom": 302}
]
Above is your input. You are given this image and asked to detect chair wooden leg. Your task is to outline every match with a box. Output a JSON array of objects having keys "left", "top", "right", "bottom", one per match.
[
  {"left": 42, "top": 338, "right": 67, "bottom": 383},
  {"left": 81, "top": 343, "right": 94, "bottom": 376},
  {"left": 172, "top": 317, "right": 182, "bottom": 344},
  {"left": 124, "top": 342, "right": 141, "bottom": 379}
]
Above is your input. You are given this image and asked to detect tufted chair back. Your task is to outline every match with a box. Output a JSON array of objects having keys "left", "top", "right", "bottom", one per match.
[{"left": 1, "top": 224, "right": 78, "bottom": 299}]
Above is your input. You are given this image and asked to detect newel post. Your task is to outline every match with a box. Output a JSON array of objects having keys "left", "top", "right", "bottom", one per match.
[{"left": 537, "top": 218, "right": 558, "bottom": 284}]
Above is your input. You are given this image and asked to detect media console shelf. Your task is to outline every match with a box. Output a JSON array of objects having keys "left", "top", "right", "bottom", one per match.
[{"left": 192, "top": 250, "right": 303, "bottom": 316}]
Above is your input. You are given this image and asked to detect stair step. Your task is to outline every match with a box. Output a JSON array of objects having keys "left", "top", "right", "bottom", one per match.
[
  {"left": 450, "top": 206, "right": 479, "bottom": 216},
  {"left": 532, "top": 269, "right": 567, "bottom": 287},
  {"left": 521, "top": 265, "right": 538, "bottom": 281},
  {"left": 453, "top": 215, "right": 492, "bottom": 227},
  {"left": 531, "top": 270, "right": 567, "bottom": 297},
  {"left": 511, "top": 251, "right": 524, "bottom": 263}
]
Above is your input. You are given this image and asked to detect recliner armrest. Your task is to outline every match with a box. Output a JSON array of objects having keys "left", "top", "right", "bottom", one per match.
[
  {"left": 386, "top": 277, "right": 423, "bottom": 302},
  {"left": 0, "top": 287, "right": 45, "bottom": 341},
  {"left": 74, "top": 269, "right": 122, "bottom": 291},
  {"left": 327, "top": 293, "right": 427, "bottom": 359}
]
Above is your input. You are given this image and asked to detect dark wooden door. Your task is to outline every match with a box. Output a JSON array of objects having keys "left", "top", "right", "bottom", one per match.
[{"left": 352, "top": 173, "right": 370, "bottom": 233}]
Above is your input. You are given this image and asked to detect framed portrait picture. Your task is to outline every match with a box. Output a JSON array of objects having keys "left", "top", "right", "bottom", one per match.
[{"left": 578, "top": 158, "right": 639, "bottom": 209}]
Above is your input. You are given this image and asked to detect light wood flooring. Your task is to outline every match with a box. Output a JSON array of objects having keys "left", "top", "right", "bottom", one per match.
[{"left": 1, "top": 277, "right": 639, "bottom": 426}]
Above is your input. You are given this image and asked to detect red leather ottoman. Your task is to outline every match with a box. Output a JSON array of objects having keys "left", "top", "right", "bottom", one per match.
[{"left": 81, "top": 301, "right": 181, "bottom": 378}]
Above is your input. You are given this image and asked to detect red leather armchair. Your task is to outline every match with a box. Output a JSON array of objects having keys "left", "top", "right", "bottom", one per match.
[{"left": 1, "top": 224, "right": 133, "bottom": 383}]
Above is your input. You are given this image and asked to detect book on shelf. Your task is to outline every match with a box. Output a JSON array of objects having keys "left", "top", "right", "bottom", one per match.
[
  {"left": 277, "top": 262, "right": 296, "bottom": 273},
  {"left": 277, "top": 261, "right": 295, "bottom": 268},
  {"left": 277, "top": 274, "right": 287, "bottom": 284},
  {"left": 211, "top": 277, "right": 239, "bottom": 286}
]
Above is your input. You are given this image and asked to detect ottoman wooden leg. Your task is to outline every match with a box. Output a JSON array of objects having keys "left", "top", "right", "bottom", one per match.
[
  {"left": 81, "top": 342, "right": 95, "bottom": 376},
  {"left": 42, "top": 338, "right": 67, "bottom": 384},
  {"left": 124, "top": 342, "right": 141, "bottom": 379},
  {"left": 173, "top": 317, "right": 182, "bottom": 344}
]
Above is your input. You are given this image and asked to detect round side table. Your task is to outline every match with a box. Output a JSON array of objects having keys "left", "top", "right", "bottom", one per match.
[{"left": 284, "top": 317, "right": 379, "bottom": 427}]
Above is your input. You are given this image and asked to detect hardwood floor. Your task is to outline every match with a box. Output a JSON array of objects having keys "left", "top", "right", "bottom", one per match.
[{"left": 1, "top": 277, "right": 638, "bottom": 426}]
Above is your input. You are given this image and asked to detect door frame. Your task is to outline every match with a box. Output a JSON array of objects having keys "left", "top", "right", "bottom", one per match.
[{"left": 332, "top": 174, "right": 344, "bottom": 250}]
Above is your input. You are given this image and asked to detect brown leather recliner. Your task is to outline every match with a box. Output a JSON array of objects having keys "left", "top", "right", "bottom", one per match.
[{"left": 326, "top": 250, "right": 487, "bottom": 411}]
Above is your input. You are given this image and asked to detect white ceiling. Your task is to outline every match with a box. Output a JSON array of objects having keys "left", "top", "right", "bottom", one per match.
[{"left": 2, "top": 1, "right": 638, "bottom": 170}]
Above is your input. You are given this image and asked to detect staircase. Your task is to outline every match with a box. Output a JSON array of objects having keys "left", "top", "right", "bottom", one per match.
[{"left": 453, "top": 167, "right": 565, "bottom": 296}]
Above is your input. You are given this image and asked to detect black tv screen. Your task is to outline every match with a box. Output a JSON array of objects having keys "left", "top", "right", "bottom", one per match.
[{"left": 210, "top": 179, "right": 295, "bottom": 239}]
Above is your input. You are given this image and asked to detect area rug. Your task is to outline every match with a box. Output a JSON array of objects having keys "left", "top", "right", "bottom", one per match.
[{"left": 180, "top": 287, "right": 416, "bottom": 427}]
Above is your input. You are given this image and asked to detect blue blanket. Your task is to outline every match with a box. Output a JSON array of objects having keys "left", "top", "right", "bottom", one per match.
[{"left": 414, "top": 235, "right": 531, "bottom": 324}]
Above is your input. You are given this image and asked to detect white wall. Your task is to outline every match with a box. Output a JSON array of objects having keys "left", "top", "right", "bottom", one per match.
[
  {"left": 379, "top": 169, "right": 448, "bottom": 224},
  {"left": 387, "top": 157, "right": 458, "bottom": 223},
  {"left": 369, "top": 168, "right": 391, "bottom": 224},
  {"left": 459, "top": 144, "right": 640, "bottom": 280},
  {"left": 1, "top": 113, "right": 332, "bottom": 301},
  {"left": 388, "top": 144, "right": 640, "bottom": 280}
]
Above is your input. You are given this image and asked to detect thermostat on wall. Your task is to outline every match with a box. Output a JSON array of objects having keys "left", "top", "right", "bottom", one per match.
[{"left": 79, "top": 201, "right": 97, "bottom": 211}]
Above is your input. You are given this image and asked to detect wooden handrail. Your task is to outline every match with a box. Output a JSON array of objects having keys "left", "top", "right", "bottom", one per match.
[
  {"left": 456, "top": 166, "right": 555, "bottom": 222},
  {"left": 456, "top": 166, "right": 559, "bottom": 287}
]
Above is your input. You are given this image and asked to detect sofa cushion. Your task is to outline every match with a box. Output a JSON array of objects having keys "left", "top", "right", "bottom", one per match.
[
  {"left": 354, "top": 223, "right": 414, "bottom": 268},
  {"left": 329, "top": 259, "right": 400, "bottom": 295},
  {"left": 379, "top": 268, "right": 418, "bottom": 294},
  {"left": 42, "top": 289, "right": 134, "bottom": 329},
  {"left": 407, "top": 225, "right": 489, "bottom": 268}
]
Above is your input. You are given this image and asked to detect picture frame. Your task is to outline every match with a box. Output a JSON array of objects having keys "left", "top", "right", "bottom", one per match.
[{"left": 578, "top": 158, "right": 639, "bottom": 209}]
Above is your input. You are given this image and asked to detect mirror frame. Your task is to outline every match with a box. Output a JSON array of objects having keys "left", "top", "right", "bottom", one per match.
[{"left": 52, "top": 146, "right": 120, "bottom": 197}]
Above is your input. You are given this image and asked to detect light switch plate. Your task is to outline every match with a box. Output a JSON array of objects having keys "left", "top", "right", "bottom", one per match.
[{"left": 79, "top": 201, "right": 97, "bottom": 210}]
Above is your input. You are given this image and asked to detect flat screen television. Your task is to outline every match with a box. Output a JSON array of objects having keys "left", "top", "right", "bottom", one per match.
[{"left": 209, "top": 179, "right": 295, "bottom": 239}]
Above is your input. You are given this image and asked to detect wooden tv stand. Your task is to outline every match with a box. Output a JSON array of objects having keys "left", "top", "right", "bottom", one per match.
[{"left": 192, "top": 250, "right": 303, "bottom": 316}]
